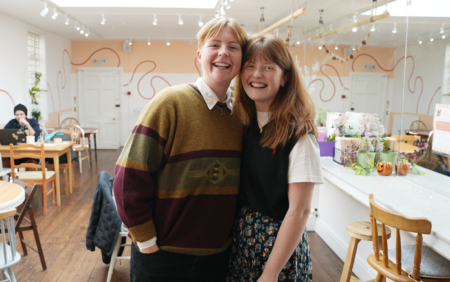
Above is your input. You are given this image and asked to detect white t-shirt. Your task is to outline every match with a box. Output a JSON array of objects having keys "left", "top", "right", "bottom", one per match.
[{"left": 256, "top": 111, "right": 324, "bottom": 184}]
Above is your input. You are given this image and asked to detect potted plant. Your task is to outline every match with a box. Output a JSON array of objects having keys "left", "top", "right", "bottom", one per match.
[
  {"left": 31, "top": 109, "right": 42, "bottom": 121},
  {"left": 357, "top": 113, "right": 385, "bottom": 167},
  {"left": 29, "top": 72, "right": 47, "bottom": 105}
]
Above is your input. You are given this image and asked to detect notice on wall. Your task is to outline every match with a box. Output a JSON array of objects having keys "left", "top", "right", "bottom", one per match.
[{"left": 433, "top": 104, "right": 450, "bottom": 156}]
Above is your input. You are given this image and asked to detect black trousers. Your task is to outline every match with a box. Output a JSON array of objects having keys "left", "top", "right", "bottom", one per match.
[{"left": 130, "top": 244, "right": 231, "bottom": 282}]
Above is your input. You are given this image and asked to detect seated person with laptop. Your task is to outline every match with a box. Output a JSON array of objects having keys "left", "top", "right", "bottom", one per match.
[{"left": 1, "top": 104, "right": 41, "bottom": 169}]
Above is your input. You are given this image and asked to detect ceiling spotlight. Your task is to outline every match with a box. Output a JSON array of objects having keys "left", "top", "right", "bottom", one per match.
[
  {"left": 178, "top": 15, "right": 183, "bottom": 25},
  {"left": 318, "top": 45, "right": 322, "bottom": 50},
  {"left": 225, "top": 0, "right": 231, "bottom": 9},
  {"left": 85, "top": 28, "right": 90, "bottom": 37},
  {"left": 75, "top": 22, "right": 80, "bottom": 31},
  {"left": 440, "top": 24, "right": 444, "bottom": 34},
  {"left": 40, "top": 2, "right": 49, "bottom": 17},
  {"left": 443, "top": 34, "right": 446, "bottom": 39},
  {"left": 215, "top": 10, "right": 220, "bottom": 18},
  {"left": 80, "top": 26, "right": 85, "bottom": 34},
  {"left": 371, "top": 23, "right": 375, "bottom": 32},
  {"left": 335, "top": 45, "right": 338, "bottom": 50},
  {"left": 352, "top": 46, "right": 356, "bottom": 51},
  {"left": 52, "top": 7, "right": 58, "bottom": 20},
  {"left": 167, "top": 39, "right": 170, "bottom": 46},
  {"left": 129, "top": 38, "right": 132, "bottom": 45},
  {"left": 198, "top": 16, "right": 204, "bottom": 27},
  {"left": 418, "top": 39, "right": 422, "bottom": 44},
  {"left": 352, "top": 15, "right": 357, "bottom": 32},
  {"left": 296, "top": 40, "right": 300, "bottom": 45},
  {"left": 148, "top": 38, "right": 151, "bottom": 45},
  {"left": 392, "top": 23, "right": 397, "bottom": 34},
  {"left": 430, "top": 37, "right": 434, "bottom": 42},
  {"left": 153, "top": 15, "right": 157, "bottom": 25},
  {"left": 101, "top": 14, "right": 106, "bottom": 25},
  {"left": 65, "top": 15, "right": 69, "bottom": 25},
  {"left": 220, "top": 4, "right": 225, "bottom": 15}
]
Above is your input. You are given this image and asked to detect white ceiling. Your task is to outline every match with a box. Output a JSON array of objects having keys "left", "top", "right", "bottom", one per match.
[{"left": 0, "top": 0, "right": 449, "bottom": 47}]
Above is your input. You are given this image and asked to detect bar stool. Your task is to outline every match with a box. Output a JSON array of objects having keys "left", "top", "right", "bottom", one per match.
[{"left": 341, "top": 221, "right": 391, "bottom": 282}]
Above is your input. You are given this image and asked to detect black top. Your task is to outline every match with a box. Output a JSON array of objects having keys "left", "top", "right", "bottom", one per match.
[
  {"left": 4, "top": 118, "right": 41, "bottom": 141},
  {"left": 239, "top": 119, "right": 299, "bottom": 221}
]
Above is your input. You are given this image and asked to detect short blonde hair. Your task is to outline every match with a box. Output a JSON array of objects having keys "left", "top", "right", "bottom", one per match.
[{"left": 196, "top": 17, "right": 247, "bottom": 50}]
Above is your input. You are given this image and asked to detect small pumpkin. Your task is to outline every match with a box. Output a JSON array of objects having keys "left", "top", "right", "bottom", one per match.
[
  {"left": 377, "top": 161, "right": 393, "bottom": 176},
  {"left": 396, "top": 162, "right": 410, "bottom": 176}
]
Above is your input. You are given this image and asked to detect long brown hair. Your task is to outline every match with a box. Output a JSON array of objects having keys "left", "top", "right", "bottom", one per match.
[
  {"left": 234, "top": 34, "right": 317, "bottom": 149},
  {"left": 416, "top": 133, "right": 450, "bottom": 172}
]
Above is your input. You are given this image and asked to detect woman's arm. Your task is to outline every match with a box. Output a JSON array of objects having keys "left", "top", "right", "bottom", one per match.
[{"left": 257, "top": 182, "right": 315, "bottom": 282}]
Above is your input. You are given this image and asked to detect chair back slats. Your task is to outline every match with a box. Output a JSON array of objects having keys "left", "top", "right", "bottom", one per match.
[
  {"left": 13, "top": 180, "right": 36, "bottom": 228},
  {"left": 382, "top": 223, "right": 389, "bottom": 267},
  {"left": 369, "top": 194, "right": 433, "bottom": 281},
  {"left": 396, "top": 229, "right": 402, "bottom": 275},
  {"left": 370, "top": 210, "right": 380, "bottom": 261},
  {"left": 369, "top": 196, "right": 431, "bottom": 234},
  {"left": 10, "top": 143, "right": 47, "bottom": 180},
  {"left": 413, "top": 234, "right": 423, "bottom": 280},
  {"left": 60, "top": 117, "right": 80, "bottom": 127},
  {"left": 62, "top": 124, "right": 85, "bottom": 146}
]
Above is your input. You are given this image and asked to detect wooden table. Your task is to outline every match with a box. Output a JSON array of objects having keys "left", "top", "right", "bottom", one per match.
[
  {"left": 405, "top": 129, "right": 432, "bottom": 143},
  {"left": 0, "top": 181, "right": 25, "bottom": 212},
  {"left": 396, "top": 143, "right": 420, "bottom": 154},
  {"left": 0, "top": 142, "right": 74, "bottom": 207}
]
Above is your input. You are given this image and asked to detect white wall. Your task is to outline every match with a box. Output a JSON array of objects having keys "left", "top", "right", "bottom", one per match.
[
  {"left": 0, "top": 11, "right": 71, "bottom": 125},
  {"left": 0, "top": 12, "right": 28, "bottom": 124},
  {"left": 391, "top": 41, "right": 447, "bottom": 115}
]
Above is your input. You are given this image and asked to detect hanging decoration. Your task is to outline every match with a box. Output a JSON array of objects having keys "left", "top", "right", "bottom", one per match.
[
  {"left": 259, "top": 7, "right": 265, "bottom": 32},
  {"left": 285, "top": 25, "right": 292, "bottom": 47},
  {"left": 316, "top": 0, "right": 381, "bottom": 63}
]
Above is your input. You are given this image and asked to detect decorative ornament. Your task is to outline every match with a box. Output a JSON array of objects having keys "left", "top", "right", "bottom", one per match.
[
  {"left": 396, "top": 161, "right": 410, "bottom": 176},
  {"left": 316, "top": 1, "right": 378, "bottom": 63},
  {"left": 259, "top": 7, "right": 265, "bottom": 32},
  {"left": 377, "top": 161, "right": 393, "bottom": 176},
  {"left": 285, "top": 25, "right": 292, "bottom": 47}
]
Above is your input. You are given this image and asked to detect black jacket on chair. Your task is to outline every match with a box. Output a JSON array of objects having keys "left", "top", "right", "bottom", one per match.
[{"left": 86, "top": 171, "right": 122, "bottom": 264}]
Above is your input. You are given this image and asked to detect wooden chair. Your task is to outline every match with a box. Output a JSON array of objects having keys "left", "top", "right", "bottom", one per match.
[
  {"left": 367, "top": 194, "right": 450, "bottom": 282},
  {"left": 0, "top": 151, "right": 12, "bottom": 181},
  {"left": 341, "top": 221, "right": 391, "bottom": 282},
  {"left": 0, "top": 209, "right": 20, "bottom": 282},
  {"left": 46, "top": 129, "right": 74, "bottom": 194},
  {"left": 410, "top": 120, "right": 427, "bottom": 131},
  {"left": 62, "top": 124, "right": 90, "bottom": 173},
  {"left": 60, "top": 117, "right": 80, "bottom": 127},
  {"left": 1, "top": 179, "right": 47, "bottom": 270},
  {"left": 400, "top": 135, "right": 416, "bottom": 145},
  {"left": 9, "top": 144, "right": 56, "bottom": 216},
  {"left": 391, "top": 135, "right": 400, "bottom": 142}
]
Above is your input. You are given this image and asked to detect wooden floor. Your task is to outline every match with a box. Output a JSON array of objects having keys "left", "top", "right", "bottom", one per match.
[{"left": 9, "top": 148, "right": 349, "bottom": 282}]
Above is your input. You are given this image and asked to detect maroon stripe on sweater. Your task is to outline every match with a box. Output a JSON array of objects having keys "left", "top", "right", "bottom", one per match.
[
  {"left": 153, "top": 194, "right": 238, "bottom": 249},
  {"left": 166, "top": 149, "right": 241, "bottom": 164},
  {"left": 113, "top": 165, "right": 155, "bottom": 228},
  {"left": 132, "top": 124, "right": 166, "bottom": 147}
]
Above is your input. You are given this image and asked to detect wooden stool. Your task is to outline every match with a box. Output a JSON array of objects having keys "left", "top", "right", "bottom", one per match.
[{"left": 341, "top": 221, "right": 391, "bottom": 282}]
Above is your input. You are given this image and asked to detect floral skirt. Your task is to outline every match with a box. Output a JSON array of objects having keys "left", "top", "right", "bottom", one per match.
[{"left": 227, "top": 206, "right": 312, "bottom": 282}]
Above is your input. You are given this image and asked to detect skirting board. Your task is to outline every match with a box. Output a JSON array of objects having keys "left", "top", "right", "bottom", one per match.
[
  {"left": 306, "top": 213, "right": 316, "bottom": 231},
  {"left": 315, "top": 218, "right": 379, "bottom": 282}
]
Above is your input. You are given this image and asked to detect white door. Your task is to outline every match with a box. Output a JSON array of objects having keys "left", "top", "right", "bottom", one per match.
[
  {"left": 349, "top": 73, "right": 388, "bottom": 124},
  {"left": 78, "top": 68, "right": 122, "bottom": 149}
]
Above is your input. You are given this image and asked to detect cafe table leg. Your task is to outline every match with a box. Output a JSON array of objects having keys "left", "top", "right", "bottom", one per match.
[
  {"left": 52, "top": 153, "right": 61, "bottom": 206},
  {"left": 94, "top": 133, "right": 98, "bottom": 161},
  {"left": 66, "top": 148, "right": 74, "bottom": 194}
]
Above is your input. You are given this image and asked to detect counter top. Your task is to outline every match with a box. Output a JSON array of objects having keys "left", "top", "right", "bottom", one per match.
[{"left": 321, "top": 158, "right": 450, "bottom": 258}]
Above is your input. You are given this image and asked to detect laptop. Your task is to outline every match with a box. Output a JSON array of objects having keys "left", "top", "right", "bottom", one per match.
[{"left": 0, "top": 129, "right": 27, "bottom": 145}]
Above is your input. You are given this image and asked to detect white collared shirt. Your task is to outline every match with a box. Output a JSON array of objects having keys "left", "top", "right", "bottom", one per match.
[{"left": 194, "top": 77, "right": 233, "bottom": 113}]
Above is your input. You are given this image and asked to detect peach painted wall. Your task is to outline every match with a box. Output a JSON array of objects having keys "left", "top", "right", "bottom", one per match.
[{"left": 71, "top": 41, "right": 200, "bottom": 74}]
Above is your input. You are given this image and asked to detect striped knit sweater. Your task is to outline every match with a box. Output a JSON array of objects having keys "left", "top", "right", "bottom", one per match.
[{"left": 113, "top": 84, "right": 243, "bottom": 256}]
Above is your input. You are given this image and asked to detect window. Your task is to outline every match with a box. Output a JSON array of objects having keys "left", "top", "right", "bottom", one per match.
[{"left": 28, "top": 32, "right": 40, "bottom": 86}]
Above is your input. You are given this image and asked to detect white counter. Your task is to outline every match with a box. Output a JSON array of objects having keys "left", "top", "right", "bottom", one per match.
[{"left": 315, "top": 158, "right": 450, "bottom": 281}]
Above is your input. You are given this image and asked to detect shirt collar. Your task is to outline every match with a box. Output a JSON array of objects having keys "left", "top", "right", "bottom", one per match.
[{"left": 193, "top": 77, "right": 233, "bottom": 113}]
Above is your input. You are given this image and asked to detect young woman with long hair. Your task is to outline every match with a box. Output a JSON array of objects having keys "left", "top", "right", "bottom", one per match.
[
  {"left": 227, "top": 34, "right": 323, "bottom": 282},
  {"left": 416, "top": 133, "right": 450, "bottom": 176}
]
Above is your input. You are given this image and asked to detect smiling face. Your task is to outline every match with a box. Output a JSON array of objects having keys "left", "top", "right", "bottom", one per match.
[
  {"left": 197, "top": 27, "right": 242, "bottom": 97},
  {"left": 241, "top": 55, "right": 287, "bottom": 112}
]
